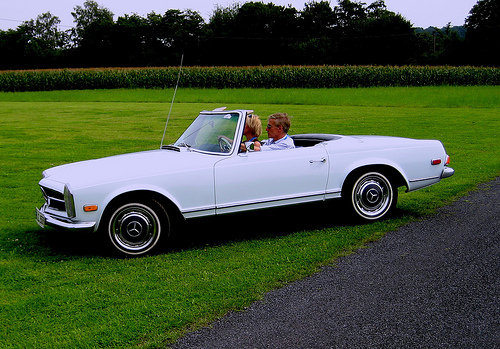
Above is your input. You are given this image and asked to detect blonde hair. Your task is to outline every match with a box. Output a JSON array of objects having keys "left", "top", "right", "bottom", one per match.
[{"left": 246, "top": 114, "right": 262, "bottom": 138}]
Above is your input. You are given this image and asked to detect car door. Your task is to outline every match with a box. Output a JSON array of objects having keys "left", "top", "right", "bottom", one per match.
[{"left": 214, "top": 145, "right": 329, "bottom": 214}]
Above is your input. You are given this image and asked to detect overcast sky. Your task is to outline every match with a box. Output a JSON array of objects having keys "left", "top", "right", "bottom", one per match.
[{"left": 0, "top": 0, "right": 479, "bottom": 31}]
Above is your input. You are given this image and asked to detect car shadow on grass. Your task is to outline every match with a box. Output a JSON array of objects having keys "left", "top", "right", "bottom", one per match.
[
  {"left": 22, "top": 202, "right": 420, "bottom": 259},
  {"left": 166, "top": 201, "right": 416, "bottom": 253},
  {"left": 20, "top": 228, "right": 109, "bottom": 259}
]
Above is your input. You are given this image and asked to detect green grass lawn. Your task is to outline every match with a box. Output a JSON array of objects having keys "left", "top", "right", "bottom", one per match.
[{"left": 0, "top": 86, "right": 499, "bottom": 347}]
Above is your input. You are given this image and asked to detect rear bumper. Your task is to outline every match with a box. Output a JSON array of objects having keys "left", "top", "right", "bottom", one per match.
[
  {"left": 441, "top": 167, "right": 455, "bottom": 179},
  {"left": 36, "top": 206, "right": 95, "bottom": 232}
]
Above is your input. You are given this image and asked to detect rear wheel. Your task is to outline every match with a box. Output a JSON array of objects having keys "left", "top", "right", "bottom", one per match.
[
  {"left": 106, "top": 199, "right": 169, "bottom": 256},
  {"left": 346, "top": 171, "right": 397, "bottom": 221}
]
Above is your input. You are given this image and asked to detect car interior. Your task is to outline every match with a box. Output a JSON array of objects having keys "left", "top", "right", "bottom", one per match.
[{"left": 290, "top": 134, "right": 341, "bottom": 147}]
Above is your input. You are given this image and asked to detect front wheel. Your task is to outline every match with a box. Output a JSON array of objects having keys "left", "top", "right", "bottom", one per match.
[
  {"left": 105, "top": 199, "right": 170, "bottom": 256},
  {"left": 346, "top": 171, "right": 397, "bottom": 221}
]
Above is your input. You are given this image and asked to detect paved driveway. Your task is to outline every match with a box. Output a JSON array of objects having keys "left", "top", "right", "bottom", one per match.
[{"left": 174, "top": 178, "right": 500, "bottom": 348}]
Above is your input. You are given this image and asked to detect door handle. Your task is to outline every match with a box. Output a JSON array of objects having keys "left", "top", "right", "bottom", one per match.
[{"left": 309, "top": 158, "right": 326, "bottom": 163}]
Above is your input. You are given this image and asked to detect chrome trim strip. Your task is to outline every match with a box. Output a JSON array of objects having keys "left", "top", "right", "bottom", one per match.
[
  {"left": 36, "top": 207, "right": 95, "bottom": 231},
  {"left": 182, "top": 205, "right": 216, "bottom": 214},
  {"left": 186, "top": 148, "right": 233, "bottom": 156},
  {"left": 182, "top": 209, "right": 216, "bottom": 219},
  {"left": 181, "top": 192, "right": 327, "bottom": 216},
  {"left": 215, "top": 191, "right": 325, "bottom": 210},
  {"left": 325, "top": 190, "right": 342, "bottom": 199},
  {"left": 409, "top": 176, "right": 440, "bottom": 183}
]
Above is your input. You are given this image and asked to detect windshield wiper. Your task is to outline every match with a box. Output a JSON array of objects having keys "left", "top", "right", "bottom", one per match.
[
  {"left": 161, "top": 144, "right": 181, "bottom": 152},
  {"left": 176, "top": 142, "right": 192, "bottom": 151}
]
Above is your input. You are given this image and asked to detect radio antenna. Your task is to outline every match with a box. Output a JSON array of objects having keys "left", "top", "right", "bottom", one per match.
[{"left": 160, "top": 53, "right": 184, "bottom": 148}]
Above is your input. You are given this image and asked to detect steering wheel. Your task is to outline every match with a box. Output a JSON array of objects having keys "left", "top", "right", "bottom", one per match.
[{"left": 217, "top": 135, "right": 232, "bottom": 153}]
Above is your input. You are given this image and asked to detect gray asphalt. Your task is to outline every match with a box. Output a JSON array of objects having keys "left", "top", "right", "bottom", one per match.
[{"left": 173, "top": 178, "right": 500, "bottom": 348}]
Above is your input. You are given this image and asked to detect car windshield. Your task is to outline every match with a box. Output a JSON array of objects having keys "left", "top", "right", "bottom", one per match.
[{"left": 174, "top": 112, "right": 240, "bottom": 154}]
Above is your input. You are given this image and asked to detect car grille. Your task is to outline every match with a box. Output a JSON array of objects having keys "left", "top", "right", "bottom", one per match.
[{"left": 41, "top": 186, "right": 66, "bottom": 212}]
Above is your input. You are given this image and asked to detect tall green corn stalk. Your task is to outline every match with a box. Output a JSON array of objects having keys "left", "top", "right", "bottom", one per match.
[{"left": 0, "top": 66, "right": 498, "bottom": 92}]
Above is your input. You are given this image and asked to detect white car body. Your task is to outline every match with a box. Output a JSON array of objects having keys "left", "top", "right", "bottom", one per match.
[{"left": 36, "top": 109, "right": 454, "bottom": 255}]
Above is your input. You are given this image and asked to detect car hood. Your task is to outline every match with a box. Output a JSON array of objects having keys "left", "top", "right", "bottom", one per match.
[{"left": 42, "top": 149, "right": 218, "bottom": 189}]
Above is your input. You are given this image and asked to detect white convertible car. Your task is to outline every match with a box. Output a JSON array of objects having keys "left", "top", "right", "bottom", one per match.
[{"left": 36, "top": 109, "right": 454, "bottom": 255}]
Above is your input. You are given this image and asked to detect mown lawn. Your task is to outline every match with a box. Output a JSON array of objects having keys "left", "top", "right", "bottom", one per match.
[{"left": 0, "top": 86, "right": 499, "bottom": 347}]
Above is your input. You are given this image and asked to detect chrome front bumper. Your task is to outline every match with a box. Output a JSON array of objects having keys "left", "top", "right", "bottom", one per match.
[
  {"left": 36, "top": 206, "right": 96, "bottom": 231},
  {"left": 441, "top": 167, "right": 455, "bottom": 179}
]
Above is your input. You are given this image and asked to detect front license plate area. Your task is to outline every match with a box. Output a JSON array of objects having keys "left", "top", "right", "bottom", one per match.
[{"left": 36, "top": 208, "right": 46, "bottom": 228}]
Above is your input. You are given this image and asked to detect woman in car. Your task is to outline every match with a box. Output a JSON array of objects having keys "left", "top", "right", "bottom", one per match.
[{"left": 241, "top": 113, "right": 262, "bottom": 151}]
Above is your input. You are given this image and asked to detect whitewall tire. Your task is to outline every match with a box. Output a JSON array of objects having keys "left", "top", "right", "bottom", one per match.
[{"left": 106, "top": 199, "right": 169, "bottom": 256}]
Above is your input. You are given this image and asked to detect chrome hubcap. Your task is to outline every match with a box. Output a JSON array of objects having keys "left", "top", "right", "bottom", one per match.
[
  {"left": 353, "top": 173, "right": 392, "bottom": 219},
  {"left": 110, "top": 204, "right": 159, "bottom": 252},
  {"left": 124, "top": 216, "right": 146, "bottom": 238}
]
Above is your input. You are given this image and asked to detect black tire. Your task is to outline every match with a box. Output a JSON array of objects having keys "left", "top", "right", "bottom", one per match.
[
  {"left": 346, "top": 171, "right": 397, "bottom": 221},
  {"left": 106, "top": 199, "right": 170, "bottom": 256}
]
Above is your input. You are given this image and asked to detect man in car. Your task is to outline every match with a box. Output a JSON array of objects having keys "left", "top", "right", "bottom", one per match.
[{"left": 259, "top": 113, "right": 295, "bottom": 151}]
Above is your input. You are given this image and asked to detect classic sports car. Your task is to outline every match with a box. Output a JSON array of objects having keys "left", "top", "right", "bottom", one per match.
[{"left": 36, "top": 109, "right": 454, "bottom": 256}]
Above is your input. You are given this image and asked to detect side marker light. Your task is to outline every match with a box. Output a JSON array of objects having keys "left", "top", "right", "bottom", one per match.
[
  {"left": 83, "top": 205, "right": 98, "bottom": 212},
  {"left": 431, "top": 159, "right": 442, "bottom": 165}
]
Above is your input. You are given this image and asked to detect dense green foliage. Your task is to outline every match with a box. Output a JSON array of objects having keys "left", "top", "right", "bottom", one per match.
[
  {"left": 0, "top": 65, "right": 499, "bottom": 92},
  {"left": 465, "top": 0, "right": 500, "bottom": 65},
  {"left": 0, "top": 87, "right": 499, "bottom": 347},
  {"left": 0, "top": 0, "right": 497, "bottom": 68}
]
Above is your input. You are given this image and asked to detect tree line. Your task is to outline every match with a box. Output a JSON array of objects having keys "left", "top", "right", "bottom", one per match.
[{"left": 0, "top": 0, "right": 498, "bottom": 69}]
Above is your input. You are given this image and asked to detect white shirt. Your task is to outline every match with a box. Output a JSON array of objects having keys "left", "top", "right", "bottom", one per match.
[{"left": 261, "top": 134, "right": 295, "bottom": 151}]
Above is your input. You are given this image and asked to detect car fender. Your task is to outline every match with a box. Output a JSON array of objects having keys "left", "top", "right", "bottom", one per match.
[
  {"left": 94, "top": 183, "right": 183, "bottom": 231},
  {"left": 331, "top": 155, "right": 410, "bottom": 194}
]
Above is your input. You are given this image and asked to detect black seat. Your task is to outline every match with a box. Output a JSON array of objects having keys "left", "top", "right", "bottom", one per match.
[{"left": 290, "top": 134, "right": 340, "bottom": 147}]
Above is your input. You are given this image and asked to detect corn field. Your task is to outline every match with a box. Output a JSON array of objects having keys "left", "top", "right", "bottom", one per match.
[{"left": 0, "top": 66, "right": 498, "bottom": 92}]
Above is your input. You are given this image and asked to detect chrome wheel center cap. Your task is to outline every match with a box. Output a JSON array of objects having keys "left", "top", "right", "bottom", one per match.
[
  {"left": 126, "top": 221, "right": 143, "bottom": 237},
  {"left": 366, "top": 188, "right": 380, "bottom": 204}
]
